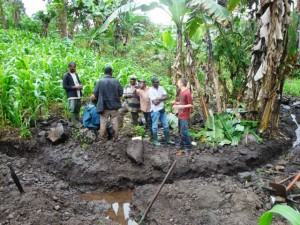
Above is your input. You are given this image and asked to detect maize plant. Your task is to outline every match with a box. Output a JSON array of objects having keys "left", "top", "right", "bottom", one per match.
[{"left": 0, "top": 29, "right": 173, "bottom": 135}]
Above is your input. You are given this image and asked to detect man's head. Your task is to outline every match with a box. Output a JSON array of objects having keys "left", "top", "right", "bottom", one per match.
[
  {"left": 177, "top": 78, "right": 187, "bottom": 89},
  {"left": 104, "top": 66, "right": 113, "bottom": 76},
  {"left": 90, "top": 94, "right": 97, "bottom": 104},
  {"left": 68, "top": 62, "right": 76, "bottom": 73},
  {"left": 129, "top": 75, "right": 137, "bottom": 85},
  {"left": 151, "top": 77, "right": 159, "bottom": 88},
  {"left": 138, "top": 78, "right": 146, "bottom": 89}
]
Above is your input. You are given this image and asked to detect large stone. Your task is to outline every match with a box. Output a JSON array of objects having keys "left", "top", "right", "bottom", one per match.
[
  {"left": 150, "top": 152, "right": 171, "bottom": 172},
  {"left": 237, "top": 172, "right": 253, "bottom": 183},
  {"left": 126, "top": 140, "right": 144, "bottom": 164},
  {"left": 47, "top": 123, "right": 67, "bottom": 144}
]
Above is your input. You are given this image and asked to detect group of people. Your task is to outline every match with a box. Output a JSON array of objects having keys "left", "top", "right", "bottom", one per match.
[{"left": 62, "top": 62, "right": 193, "bottom": 151}]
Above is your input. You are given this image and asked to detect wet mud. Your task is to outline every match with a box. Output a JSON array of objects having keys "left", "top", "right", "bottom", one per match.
[{"left": 0, "top": 97, "right": 300, "bottom": 225}]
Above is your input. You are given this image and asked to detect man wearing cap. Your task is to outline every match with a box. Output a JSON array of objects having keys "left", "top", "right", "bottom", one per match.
[
  {"left": 62, "top": 62, "right": 83, "bottom": 126},
  {"left": 119, "top": 75, "right": 140, "bottom": 127},
  {"left": 133, "top": 78, "right": 152, "bottom": 134},
  {"left": 149, "top": 77, "right": 175, "bottom": 146},
  {"left": 94, "top": 67, "right": 123, "bottom": 142}
]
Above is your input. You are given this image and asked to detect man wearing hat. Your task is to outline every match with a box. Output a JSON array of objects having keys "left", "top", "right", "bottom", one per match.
[
  {"left": 133, "top": 78, "right": 152, "bottom": 134},
  {"left": 119, "top": 75, "right": 140, "bottom": 127},
  {"left": 149, "top": 76, "right": 175, "bottom": 146},
  {"left": 94, "top": 66, "right": 123, "bottom": 142}
]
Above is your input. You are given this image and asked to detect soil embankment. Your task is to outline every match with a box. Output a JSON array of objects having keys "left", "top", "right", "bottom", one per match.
[{"left": 0, "top": 97, "right": 299, "bottom": 224}]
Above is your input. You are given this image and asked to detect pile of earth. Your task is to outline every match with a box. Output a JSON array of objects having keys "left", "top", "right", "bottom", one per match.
[{"left": 0, "top": 96, "right": 299, "bottom": 225}]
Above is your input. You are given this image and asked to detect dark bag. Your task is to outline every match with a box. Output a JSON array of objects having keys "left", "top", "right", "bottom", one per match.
[{"left": 159, "top": 108, "right": 165, "bottom": 114}]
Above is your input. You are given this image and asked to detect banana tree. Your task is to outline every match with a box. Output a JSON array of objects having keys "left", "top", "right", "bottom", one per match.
[{"left": 245, "top": 0, "right": 293, "bottom": 135}]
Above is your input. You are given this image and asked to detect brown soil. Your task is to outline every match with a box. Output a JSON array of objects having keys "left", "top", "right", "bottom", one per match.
[{"left": 0, "top": 98, "right": 299, "bottom": 225}]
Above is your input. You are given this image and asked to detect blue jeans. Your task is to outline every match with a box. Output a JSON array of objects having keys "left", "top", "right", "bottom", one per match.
[
  {"left": 151, "top": 110, "right": 169, "bottom": 137},
  {"left": 179, "top": 119, "right": 191, "bottom": 148}
]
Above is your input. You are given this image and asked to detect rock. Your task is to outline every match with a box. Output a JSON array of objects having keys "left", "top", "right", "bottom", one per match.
[
  {"left": 38, "top": 131, "right": 46, "bottom": 137},
  {"left": 47, "top": 123, "right": 67, "bottom": 144},
  {"left": 54, "top": 205, "right": 61, "bottom": 211},
  {"left": 7, "top": 214, "right": 14, "bottom": 219},
  {"left": 126, "top": 140, "right": 144, "bottom": 164},
  {"left": 265, "top": 164, "right": 273, "bottom": 169},
  {"left": 265, "top": 203, "right": 272, "bottom": 210},
  {"left": 275, "top": 165, "right": 285, "bottom": 171},
  {"left": 53, "top": 196, "right": 58, "bottom": 201},
  {"left": 281, "top": 96, "right": 290, "bottom": 105},
  {"left": 237, "top": 172, "right": 253, "bottom": 183},
  {"left": 239, "top": 149, "right": 248, "bottom": 155},
  {"left": 150, "top": 152, "right": 171, "bottom": 172}
]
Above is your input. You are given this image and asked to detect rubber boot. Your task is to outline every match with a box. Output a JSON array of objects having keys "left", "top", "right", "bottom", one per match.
[
  {"left": 70, "top": 113, "right": 77, "bottom": 127},
  {"left": 152, "top": 131, "right": 161, "bottom": 146},
  {"left": 164, "top": 131, "right": 175, "bottom": 145}
]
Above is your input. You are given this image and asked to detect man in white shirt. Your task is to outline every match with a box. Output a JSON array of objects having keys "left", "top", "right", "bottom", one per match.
[
  {"left": 149, "top": 77, "right": 175, "bottom": 146},
  {"left": 62, "top": 62, "right": 83, "bottom": 126}
]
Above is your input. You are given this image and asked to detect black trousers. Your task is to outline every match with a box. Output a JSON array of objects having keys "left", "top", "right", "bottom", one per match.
[{"left": 143, "top": 112, "right": 152, "bottom": 131}]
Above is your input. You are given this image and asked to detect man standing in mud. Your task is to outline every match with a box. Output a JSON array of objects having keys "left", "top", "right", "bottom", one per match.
[
  {"left": 94, "top": 67, "right": 123, "bottom": 142},
  {"left": 170, "top": 78, "right": 193, "bottom": 152},
  {"left": 62, "top": 62, "right": 83, "bottom": 126},
  {"left": 149, "top": 77, "right": 175, "bottom": 146}
]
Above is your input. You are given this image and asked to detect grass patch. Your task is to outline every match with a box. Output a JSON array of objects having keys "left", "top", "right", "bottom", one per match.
[{"left": 284, "top": 79, "right": 300, "bottom": 96}]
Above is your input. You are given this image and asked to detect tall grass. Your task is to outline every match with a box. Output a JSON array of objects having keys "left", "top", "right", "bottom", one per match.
[{"left": 0, "top": 29, "right": 173, "bottom": 133}]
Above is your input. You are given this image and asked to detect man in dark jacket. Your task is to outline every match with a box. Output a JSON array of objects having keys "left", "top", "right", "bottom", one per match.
[
  {"left": 94, "top": 67, "right": 123, "bottom": 142},
  {"left": 62, "top": 62, "right": 83, "bottom": 126}
]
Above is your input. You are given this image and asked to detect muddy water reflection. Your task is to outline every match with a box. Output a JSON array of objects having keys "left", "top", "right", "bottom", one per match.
[{"left": 82, "top": 190, "right": 136, "bottom": 225}]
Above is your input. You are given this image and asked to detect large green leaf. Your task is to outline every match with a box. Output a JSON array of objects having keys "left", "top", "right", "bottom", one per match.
[
  {"left": 99, "top": 0, "right": 159, "bottom": 33},
  {"left": 259, "top": 205, "right": 300, "bottom": 225},
  {"left": 186, "top": 15, "right": 205, "bottom": 38},
  {"left": 162, "top": 30, "right": 176, "bottom": 50},
  {"left": 227, "top": 0, "right": 240, "bottom": 12},
  {"left": 189, "top": 0, "right": 230, "bottom": 25},
  {"left": 159, "top": 0, "right": 186, "bottom": 26}
]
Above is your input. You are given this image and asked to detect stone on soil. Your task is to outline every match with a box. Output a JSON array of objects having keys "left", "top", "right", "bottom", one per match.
[
  {"left": 237, "top": 172, "right": 253, "bottom": 183},
  {"left": 47, "top": 123, "right": 67, "bottom": 144},
  {"left": 150, "top": 152, "right": 170, "bottom": 172},
  {"left": 126, "top": 140, "right": 144, "bottom": 164}
]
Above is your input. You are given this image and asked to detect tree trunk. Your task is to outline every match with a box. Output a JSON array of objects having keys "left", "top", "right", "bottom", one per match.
[
  {"left": 0, "top": 1, "right": 7, "bottom": 29},
  {"left": 173, "top": 24, "right": 184, "bottom": 82},
  {"left": 12, "top": 0, "right": 21, "bottom": 28},
  {"left": 245, "top": 0, "right": 291, "bottom": 135},
  {"left": 56, "top": 0, "right": 68, "bottom": 38},
  {"left": 206, "top": 27, "right": 222, "bottom": 114},
  {"left": 185, "top": 35, "right": 208, "bottom": 121}
]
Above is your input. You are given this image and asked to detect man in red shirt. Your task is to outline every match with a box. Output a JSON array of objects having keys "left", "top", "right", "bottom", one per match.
[{"left": 170, "top": 78, "right": 193, "bottom": 151}]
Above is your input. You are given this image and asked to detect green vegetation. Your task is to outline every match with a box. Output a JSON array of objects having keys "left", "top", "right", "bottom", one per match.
[
  {"left": 196, "top": 111, "right": 262, "bottom": 146},
  {"left": 0, "top": 29, "right": 173, "bottom": 132},
  {"left": 284, "top": 79, "right": 300, "bottom": 96},
  {"left": 134, "top": 125, "right": 146, "bottom": 137},
  {"left": 259, "top": 205, "right": 300, "bottom": 225},
  {"left": 1, "top": 0, "right": 300, "bottom": 140}
]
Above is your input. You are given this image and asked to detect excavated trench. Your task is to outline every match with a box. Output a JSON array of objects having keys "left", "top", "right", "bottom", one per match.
[{"left": 0, "top": 98, "right": 299, "bottom": 225}]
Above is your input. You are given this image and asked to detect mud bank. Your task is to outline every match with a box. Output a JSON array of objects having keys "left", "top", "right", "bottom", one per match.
[{"left": 0, "top": 98, "right": 299, "bottom": 225}]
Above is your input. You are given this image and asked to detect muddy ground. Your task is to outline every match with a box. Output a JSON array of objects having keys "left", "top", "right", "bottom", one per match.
[{"left": 0, "top": 96, "right": 300, "bottom": 225}]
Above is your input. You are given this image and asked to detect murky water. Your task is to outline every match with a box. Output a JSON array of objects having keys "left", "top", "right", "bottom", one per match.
[
  {"left": 81, "top": 190, "right": 137, "bottom": 225},
  {"left": 291, "top": 114, "right": 300, "bottom": 147}
]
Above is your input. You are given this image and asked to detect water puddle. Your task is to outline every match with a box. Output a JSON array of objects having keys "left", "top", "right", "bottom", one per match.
[
  {"left": 81, "top": 190, "right": 137, "bottom": 225},
  {"left": 291, "top": 114, "right": 300, "bottom": 147}
]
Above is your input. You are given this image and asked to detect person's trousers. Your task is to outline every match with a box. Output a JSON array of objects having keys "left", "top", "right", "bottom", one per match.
[
  {"left": 143, "top": 112, "right": 152, "bottom": 132},
  {"left": 99, "top": 110, "right": 119, "bottom": 141},
  {"left": 118, "top": 107, "right": 139, "bottom": 127},
  {"left": 151, "top": 110, "right": 169, "bottom": 138},
  {"left": 68, "top": 99, "right": 81, "bottom": 123},
  {"left": 178, "top": 119, "right": 191, "bottom": 148}
]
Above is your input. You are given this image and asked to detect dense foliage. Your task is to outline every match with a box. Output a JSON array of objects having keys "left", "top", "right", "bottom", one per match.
[{"left": 0, "top": 29, "right": 173, "bottom": 134}]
